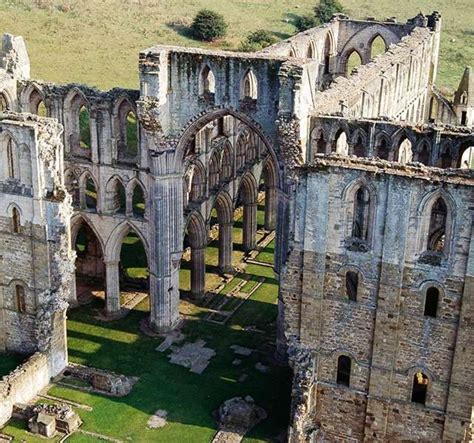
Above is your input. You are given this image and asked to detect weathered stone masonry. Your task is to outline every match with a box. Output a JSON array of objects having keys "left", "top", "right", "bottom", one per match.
[{"left": 0, "top": 10, "right": 473, "bottom": 440}]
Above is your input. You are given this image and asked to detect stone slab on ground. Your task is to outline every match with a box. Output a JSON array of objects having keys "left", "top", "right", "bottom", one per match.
[
  {"left": 156, "top": 330, "right": 186, "bottom": 352},
  {"left": 230, "top": 345, "right": 253, "bottom": 356},
  {"left": 168, "top": 340, "right": 216, "bottom": 374},
  {"left": 147, "top": 410, "right": 168, "bottom": 429}
]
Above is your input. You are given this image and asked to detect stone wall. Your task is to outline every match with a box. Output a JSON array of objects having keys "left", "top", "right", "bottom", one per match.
[
  {"left": 283, "top": 157, "right": 473, "bottom": 441},
  {"left": 0, "top": 111, "right": 73, "bottom": 425},
  {"left": 0, "top": 352, "right": 50, "bottom": 427}
]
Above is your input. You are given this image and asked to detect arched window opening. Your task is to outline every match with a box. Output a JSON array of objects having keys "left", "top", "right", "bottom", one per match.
[
  {"left": 125, "top": 111, "right": 138, "bottom": 156},
  {"left": 346, "top": 50, "right": 362, "bottom": 76},
  {"left": 242, "top": 70, "right": 258, "bottom": 100},
  {"left": 0, "top": 92, "right": 9, "bottom": 112},
  {"left": 460, "top": 92, "right": 468, "bottom": 105},
  {"left": 246, "top": 142, "right": 257, "bottom": 164},
  {"left": 427, "top": 198, "right": 447, "bottom": 252},
  {"left": 37, "top": 101, "right": 48, "bottom": 117},
  {"left": 428, "top": 97, "right": 438, "bottom": 122},
  {"left": 440, "top": 147, "right": 453, "bottom": 168},
  {"left": 65, "top": 172, "right": 80, "bottom": 207},
  {"left": 221, "top": 146, "right": 233, "bottom": 181},
  {"left": 316, "top": 132, "right": 326, "bottom": 154},
  {"left": 352, "top": 187, "right": 370, "bottom": 241},
  {"left": 323, "top": 34, "right": 331, "bottom": 74},
  {"left": 460, "top": 146, "right": 474, "bottom": 169},
  {"left": 190, "top": 165, "right": 205, "bottom": 202},
  {"left": 398, "top": 138, "right": 413, "bottom": 164},
  {"left": 12, "top": 207, "right": 21, "bottom": 233},
  {"left": 236, "top": 137, "right": 247, "bottom": 170},
  {"left": 85, "top": 177, "right": 97, "bottom": 210},
  {"left": 200, "top": 65, "right": 216, "bottom": 95},
  {"left": 6, "top": 137, "right": 17, "bottom": 179},
  {"left": 335, "top": 131, "right": 349, "bottom": 155},
  {"left": 15, "top": 284, "right": 26, "bottom": 313},
  {"left": 79, "top": 105, "right": 91, "bottom": 149},
  {"left": 411, "top": 372, "right": 428, "bottom": 405},
  {"left": 307, "top": 43, "right": 316, "bottom": 59},
  {"left": 353, "top": 136, "right": 365, "bottom": 157},
  {"left": 132, "top": 185, "right": 145, "bottom": 218},
  {"left": 209, "top": 151, "right": 220, "bottom": 189},
  {"left": 113, "top": 180, "right": 126, "bottom": 214},
  {"left": 370, "top": 35, "right": 387, "bottom": 59},
  {"left": 424, "top": 287, "right": 439, "bottom": 318},
  {"left": 418, "top": 143, "right": 430, "bottom": 165},
  {"left": 336, "top": 355, "right": 351, "bottom": 386},
  {"left": 345, "top": 271, "right": 358, "bottom": 301},
  {"left": 376, "top": 137, "right": 389, "bottom": 160}
]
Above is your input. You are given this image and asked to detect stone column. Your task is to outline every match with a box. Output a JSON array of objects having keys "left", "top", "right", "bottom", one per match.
[
  {"left": 105, "top": 260, "right": 121, "bottom": 316},
  {"left": 218, "top": 222, "right": 233, "bottom": 274},
  {"left": 243, "top": 202, "right": 257, "bottom": 252},
  {"left": 125, "top": 192, "right": 133, "bottom": 217},
  {"left": 148, "top": 167, "right": 183, "bottom": 332},
  {"left": 264, "top": 186, "right": 277, "bottom": 231},
  {"left": 191, "top": 246, "right": 206, "bottom": 298}
]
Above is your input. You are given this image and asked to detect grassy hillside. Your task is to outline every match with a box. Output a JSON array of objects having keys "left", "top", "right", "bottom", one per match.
[{"left": 0, "top": 0, "right": 472, "bottom": 92}]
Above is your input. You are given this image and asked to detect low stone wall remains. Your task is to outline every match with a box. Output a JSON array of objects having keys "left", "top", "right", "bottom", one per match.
[{"left": 0, "top": 352, "right": 50, "bottom": 426}]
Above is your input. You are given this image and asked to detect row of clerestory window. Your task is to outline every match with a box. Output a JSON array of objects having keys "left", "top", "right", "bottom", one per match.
[
  {"left": 336, "top": 355, "right": 429, "bottom": 405},
  {"left": 344, "top": 270, "right": 441, "bottom": 318},
  {"left": 200, "top": 66, "right": 258, "bottom": 100}
]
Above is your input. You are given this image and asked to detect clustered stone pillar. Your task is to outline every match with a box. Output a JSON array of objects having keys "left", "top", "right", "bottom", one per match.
[
  {"left": 191, "top": 246, "right": 206, "bottom": 297},
  {"left": 218, "top": 222, "right": 233, "bottom": 273},
  {"left": 148, "top": 150, "right": 183, "bottom": 331},
  {"left": 243, "top": 202, "right": 257, "bottom": 252},
  {"left": 105, "top": 260, "right": 120, "bottom": 315},
  {"left": 264, "top": 185, "right": 277, "bottom": 231}
]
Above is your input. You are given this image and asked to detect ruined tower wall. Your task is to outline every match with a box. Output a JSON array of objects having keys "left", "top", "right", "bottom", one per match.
[{"left": 283, "top": 158, "right": 473, "bottom": 441}]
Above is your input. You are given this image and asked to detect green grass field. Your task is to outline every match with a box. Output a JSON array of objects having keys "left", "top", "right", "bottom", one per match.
[
  {"left": 0, "top": 0, "right": 471, "bottom": 92},
  {"left": 1, "top": 234, "right": 287, "bottom": 443}
]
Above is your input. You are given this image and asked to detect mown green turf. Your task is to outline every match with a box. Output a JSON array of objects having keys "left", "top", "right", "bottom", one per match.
[
  {"left": 0, "top": 0, "right": 470, "bottom": 92},
  {"left": 1, "top": 241, "right": 288, "bottom": 442}
]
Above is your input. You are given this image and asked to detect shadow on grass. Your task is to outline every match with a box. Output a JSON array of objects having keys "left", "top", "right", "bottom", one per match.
[
  {"left": 166, "top": 21, "right": 195, "bottom": 40},
  {"left": 64, "top": 259, "right": 288, "bottom": 442}
]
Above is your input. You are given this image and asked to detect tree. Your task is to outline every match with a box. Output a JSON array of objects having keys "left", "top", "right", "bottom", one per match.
[
  {"left": 240, "top": 29, "right": 277, "bottom": 52},
  {"left": 314, "top": 0, "right": 344, "bottom": 24},
  {"left": 191, "top": 9, "right": 227, "bottom": 41},
  {"left": 295, "top": 14, "right": 319, "bottom": 32}
]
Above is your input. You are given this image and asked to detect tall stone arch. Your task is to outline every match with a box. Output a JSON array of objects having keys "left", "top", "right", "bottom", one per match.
[{"left": 145, "top": 108, "right": 286, "bottom": 331}]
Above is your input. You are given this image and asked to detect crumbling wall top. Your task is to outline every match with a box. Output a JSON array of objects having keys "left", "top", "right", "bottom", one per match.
[
  {"left": 302, "top": 155, "right": 474, "bottom": 185},
  {"left": 1, "top": 33, "right": 30, "bottom": 80}
]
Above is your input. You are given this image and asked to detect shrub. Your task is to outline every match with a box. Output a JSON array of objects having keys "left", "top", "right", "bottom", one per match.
[
  {"left": 191, "top": 9, "right": 227, "bottom": 41},
  {"left": 295, "top": 14, "right": 320, "bottom": 32},
  {"left": 314, "top": 0, "right": 345, "bottom": 24},
  {"left": 240, "top": 29, "right": 277, "bottom": 52}
]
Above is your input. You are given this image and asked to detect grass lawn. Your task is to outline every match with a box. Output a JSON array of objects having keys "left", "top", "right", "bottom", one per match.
[
  {"left": 0, "top": 0, "right": 471, "bottom": 92},
  {"left": 1, "top": 232, "right": 288, "bottom": 442}
]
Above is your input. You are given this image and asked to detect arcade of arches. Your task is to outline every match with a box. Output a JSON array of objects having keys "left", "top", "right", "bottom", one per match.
[
  {"left": 179, "top": 115, "right": 278, "bottom": 300},
  {"left": 70, "top": 115, "right": 279, "bottom": 318}
]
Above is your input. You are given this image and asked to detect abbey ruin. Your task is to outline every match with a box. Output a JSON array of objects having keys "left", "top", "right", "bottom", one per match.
[{"left": 0, "top": 10, "right": 473, "bottom": 441}]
